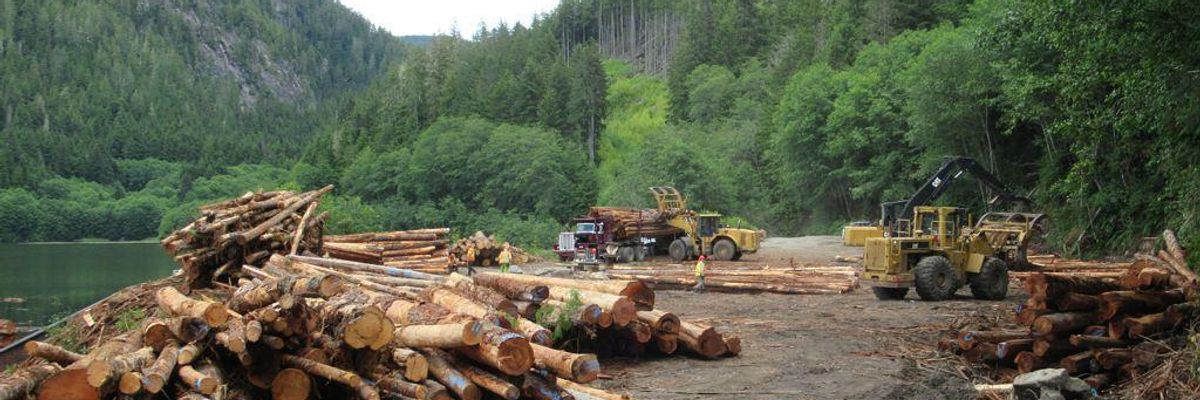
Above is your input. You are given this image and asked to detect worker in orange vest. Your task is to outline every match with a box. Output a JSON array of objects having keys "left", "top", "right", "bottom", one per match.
[{"left": 692, "top": 255, "right": 707, "bottom": 293}]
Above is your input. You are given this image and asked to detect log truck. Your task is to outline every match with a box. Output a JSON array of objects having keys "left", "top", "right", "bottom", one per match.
[{"left": 556, "top": 187, "right": 761, "bottom": 267}]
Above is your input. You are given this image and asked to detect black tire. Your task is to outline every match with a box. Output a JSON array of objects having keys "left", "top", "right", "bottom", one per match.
[
  {"left": 731, "top": 251, "right": 743, "bottom": 261},
  {"left": 617, "top": 246, "right": 636, "bottom": 263},
  {"left": 913, "top": 255, "right": 957, "bottom": 301},
  {"left": 712, "top": 239, "right": 737, "bottom": 261},
  {"left": 970, "top": 257, "right": 1009, "bottom": 300},
  {"left": 872, "top": 287, "right": 909, "bottom": 300},
  {"left": 669, "top": 239, "right": 689, "bottom": 262},
  {"left": 635, "top": 246, "right": 647, "bottom": 261}
]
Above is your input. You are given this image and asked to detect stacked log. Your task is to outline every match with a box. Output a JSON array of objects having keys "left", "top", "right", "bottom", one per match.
[
  {"left": 606, "top": 263, "right": 858, "bottom": 295},
  {"left": 323, "top": 228, "right": 452, "bottom": 272},
  {"left": 945, "top": 229, "right": 1199, "bottom": 392},
  {"left": 586, "top": 207, "right": 685, "bottom": 239},
  {"left": 160, "top": 186, "right": 333, "bottom": 288},
  {"left": 449, "top": 231, "right": 540, "bottom": 267}
]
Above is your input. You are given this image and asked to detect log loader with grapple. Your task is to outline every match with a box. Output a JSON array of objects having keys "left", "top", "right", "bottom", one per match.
[{"left": 859, "top": 156, "right": 1045, "bottom": 301}]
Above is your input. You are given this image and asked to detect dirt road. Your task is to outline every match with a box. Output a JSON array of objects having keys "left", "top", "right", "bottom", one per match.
[{"left": 590, "top": 236, "right": 1020, "bottom": 400}]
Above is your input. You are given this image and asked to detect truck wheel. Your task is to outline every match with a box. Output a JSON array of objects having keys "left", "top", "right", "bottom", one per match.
[
  {"left": 635, "top": 246, "right": 647, "bottom": 261},
  {"left": 669, "top": 239, "right": 689, "bottom": 262},
  {"left": 617, "top": 246, "right": 636, "bottom": 263},
  {"left": 712, "top": 239, "right": 737, "bottom": 261},
  {"left": 731, "top": 251, "right": 743, "bottom": 261},
  {"left": 872, "top": 287, "right": 909, "bottom": 300},
  {"left": 970, "top": 257, "right": 1009, "bottom": 300},
  {"left": 913, "top": 255, "right": 957, "bottom": 301}
]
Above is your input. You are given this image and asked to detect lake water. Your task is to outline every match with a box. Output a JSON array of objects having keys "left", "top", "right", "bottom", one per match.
[{"left": 0, "top": 242, "right": 175, "bottom": 326}]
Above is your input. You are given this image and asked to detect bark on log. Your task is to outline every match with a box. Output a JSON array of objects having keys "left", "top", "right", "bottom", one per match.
[
  {"left": 957, "top": 330, "right": 1029, "bottom": 351},
  {"left": 471, "top": 274, "right": 549, "bottom": 303},
  {"left": 1084, "top": 373, "right": 1113, "bottom": 389},
  {"left": 177, "top": 365, "right": 218, "bottom": 395},
  {"left": 547, "top": 287, "right": 635, "bottom": 327},
  {"left": 421, "top": 349, "right": 481, "bottom": 400},
  {"left": 636, "top": 310, "right": 680, "bottom": 335},
  {"left": 653, "top": 334, "right": 678, "bottom": 355},
  {"left": 281, "top": 355, "right": 378, "bottom": 400},
  {"left": 1158, "top": 250, "right": 1197, "bottom": 283},
  {"left": 423, "top": 379, "right": 454, "bottom": 400},
  {"left": 1053, "top": 293, "right": 1102, "bottom": 312},
  {"left": 1025, "top": 274, "right": 1122, "bottom": 301},
  {"left": 320, "top": 294, "right": 395, "bottom": 351},
  {"left": 1099, "top": 290, "right": 1185, "bottom": 320},
  {"left": 140, "top": 341, "right": 179, "bottom": 394},
  {"left": 270, "top": 368, "right": 312, "bottom": 400},
  {"left": 678, "top": 320, "right": 726, "bottom": 358},
  {"left": 455, "top": 325, "right": 534, "bottom": 376},
  {"left": 1015, "top": 351, "right": 1045, "bottom": 373},
  {"left": 0, "top": 364, "right": 61, "bottom": 400},
  {"left": 87, "top": 346, "right": 156, "bottom": 390},
  {"left": 995, "top": 339, "right": 1035, "bottom": 362},
  {"left": 1163, "top": 229, "right": 1190, "bottom": 269},
  {"left": 392, "top": 347, "right": 429, "bottom": 382},
  {"left": 1032, "top": 339, "right": 1077, "bottom": 359},
  {"left": 288, "top": 255, "right": 444, "bottom": 281},
  {"left": 1032, "top": 312, "right": 1099, "bottom": 336},
  {"left": 964, "top": 342, "right": 998, "bottom": 363},
  {"left": 156, "top": 287, "right": 229, "bottom": 327},
  {"left": 513, "top": 301, "right": 540, "bottom": 319},
  {"left": 1093, "top": 348, "right": 1132, "bottom": 370},
  {"left": 555, "top": 377, "right": 629, "bottom": 400},
  {"left": 1165, "top": 301, "right": 1200, "bottom": 322},
  {"left": 289, "top": 201, "right": 320, "bottom": 255},
  {"left": 531, "top": 343, "right": 600, "bottom": 383},
  {"left": 177, "top": 341, "right": 206, "bottom": 366},
  {"left": 1123, "top": 312, "right": 1178, "bottom": 338},
  {"left": 24, "top": 341, "right": 84, "bottom": 366},
  {"left": 474, "top": 273, "right": 652, "bottom": 309},
  {"left": 520, "top": 372, "right": 572, "bottom": 400},
  {"left": 1059, "top": 351, "right": 1093, "bottom": 374},
  {"left": 395, "top": 322, "right": 484, "bottom": 348},
  {"left": 1067, "top": 335, "right": 1127, "bottom": 349},
  {"left": 620, "top": 321, "right": 652, "bottom": 344},
  {"left": 425, "top": 288, "right": 503, "bottom": 327},
  {"left": 452, "top": 359, "right": 520, "bottom": 400},
  {"left": 376, "top": 371, "right": 427, "bottom": 399},
  {"left": 224, "top": 185, "right": 332, "bottom": 245}
]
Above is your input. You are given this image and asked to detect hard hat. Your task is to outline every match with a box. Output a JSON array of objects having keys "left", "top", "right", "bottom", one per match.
[{"left": 699, "top": 255, "right": 706, "bottom": 260}]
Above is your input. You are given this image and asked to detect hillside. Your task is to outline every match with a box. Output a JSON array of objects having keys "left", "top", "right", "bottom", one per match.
[{"left": 0, "top": 0, "right": 404, "bottom": 241}]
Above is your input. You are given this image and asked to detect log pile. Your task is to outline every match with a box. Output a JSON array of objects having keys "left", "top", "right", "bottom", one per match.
[
  {"left": 586, "top": 207, "right": 685, "bottom": 239},
  {"left": 160, "top": 186, "right": 333, "bottom": 288},
  {"left": 323, "top": 228, "right": 453, "bottom": 273},
  {"left": 449, "top": 231, "right": 540, "bottom": 267},
  {"left": 0, "top": 319, "right": 15, "bottom": 348},
  {"left": 944, "top": 229, "right": 1199, "bottom": 392},
  {"left": 605, "top": 262, "right": 858, "bottom": 295}
]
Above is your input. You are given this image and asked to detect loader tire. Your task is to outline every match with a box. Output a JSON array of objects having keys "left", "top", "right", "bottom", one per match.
[
  {"left": 872, "top": 287, "right": 909, "bottom": 300},
  {"left": 617, "top": 246, "right": 636, "bottom": 263},
  {"left": 712, "top": 239, "right": 737, "bottom": 261},
  {"left": 913, "top": 255, "right": 957, "bottom": 301},
  {"left": 669, "top": 239, "right": 689, "bottom": 262},
  {"left": 970, "top": 257, "right": 1009, "bottom": 300}
]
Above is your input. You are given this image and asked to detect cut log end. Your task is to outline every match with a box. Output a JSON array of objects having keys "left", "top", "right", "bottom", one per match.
[{"left": 271, "top": 368, "right": 312, "bottom": 400}]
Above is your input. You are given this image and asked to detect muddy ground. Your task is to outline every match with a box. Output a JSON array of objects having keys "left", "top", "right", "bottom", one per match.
[{"left": 572, "top": 236, "right": 1024, "bottom": 400}]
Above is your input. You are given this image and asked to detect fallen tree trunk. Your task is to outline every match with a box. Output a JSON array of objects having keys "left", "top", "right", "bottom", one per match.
[
  {"left": 375, "top": 371, "right": 428, "bottom": 399},
  {"left": 1098, "top": 290, "right": 1185, "bottom": 320},
  {"left": 475, "top": 273, "right": 653, "bottom": 310},
  {"left": 452, "top": 358, "right": 520, "bottom": 400},
  {"left": 281, "top": 355, "right": 378, "bottom": 400},
  {"left": 1033, "top": 312, "right": 1099, "bottom": 336},
  {"left": 140, "top": 341, "right": 179, "bottom": 394},
  {"left": 156, "top": 287, "right": 229, "bottom": 327},
  {"left": 24, "top": 341, "right": 84, "bottom": 366},
  {"left": 394, "top": 322, "right": 484, "bottom": 348},
  {"left": 678, "top": 320, "right": 727, "bottom": 358},
  {"left": 455, "top": 325, "right": 534, "bottom": 376},
  {"left": 422, "top": 349, "right": 482, "bottom": 400},
  {"left": 0, "top": 364, "right": 61, "bottom": 400}
]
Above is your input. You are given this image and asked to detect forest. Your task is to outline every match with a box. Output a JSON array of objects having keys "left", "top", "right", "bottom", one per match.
[{"left": 0, "top": 0, "right": 1196, "bottom": 262}]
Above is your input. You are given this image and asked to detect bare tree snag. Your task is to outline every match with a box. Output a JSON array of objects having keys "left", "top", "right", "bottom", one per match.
[
  {"left": 270, "top": 368, "right": 312, "bottom": 400},
  {"left": 24, "top": 341, "right": 84, "bottom": 366},
  {"left": 395, "top": 322, "right": 484, "bottom": 348},
  {"left": 0, "top": 363, "right": 61, "bottom": 400},
  {"left": 157, "top": 287, "right": 229, "bottom": 327},
  {"left": 421, "top": 349, "right": 482, "bottom": 400}
]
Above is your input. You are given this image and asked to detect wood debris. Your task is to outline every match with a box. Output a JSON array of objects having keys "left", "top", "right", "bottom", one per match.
[{"left": 324, "top": 228, "right": 453, "bottom": 272}]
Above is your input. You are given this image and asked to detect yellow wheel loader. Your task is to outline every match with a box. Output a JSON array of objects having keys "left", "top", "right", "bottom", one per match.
[{"left": 649, "top": 187, "right": 761, "bottom": 262}]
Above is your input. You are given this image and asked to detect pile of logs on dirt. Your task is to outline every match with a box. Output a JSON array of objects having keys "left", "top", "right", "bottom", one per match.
[
  {"left": 586, "top": 207, "right": 684, "bottom": 239},
  {"left": 945, "top": 229, "right": 1199, "bottom": 392},
  {"left": 2, "top": 254, "right": 738, "bottom": 400},
  {"left": 449, "top": 231, "right": 539, "bottom": 267},
  {"left": 323, "top": 229, "right": 453, "bottom": 273},
  {"left": 160, "top": 186, "right": 333, "bottom": 288},
  {"left": 605, "top": 263, "right": 858, "bottom": 295}
]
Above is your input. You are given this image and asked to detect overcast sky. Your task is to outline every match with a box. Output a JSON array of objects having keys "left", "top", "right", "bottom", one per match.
[{"left": 338, "top": 0, "right": 560, "bottom": 38}]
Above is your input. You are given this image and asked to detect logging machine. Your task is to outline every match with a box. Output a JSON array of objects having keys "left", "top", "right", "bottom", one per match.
[{"left": 859, "top": 156, "right": 1045, "bottom": 301}]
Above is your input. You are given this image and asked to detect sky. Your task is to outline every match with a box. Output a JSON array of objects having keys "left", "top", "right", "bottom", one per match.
[{"left": 338, "top": 0, "right": 560, "bottom": 38}]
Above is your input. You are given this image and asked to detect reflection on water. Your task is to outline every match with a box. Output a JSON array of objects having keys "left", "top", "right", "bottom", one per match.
[{"left": 0, "top": 242, "right": 174, "bottom": 326}]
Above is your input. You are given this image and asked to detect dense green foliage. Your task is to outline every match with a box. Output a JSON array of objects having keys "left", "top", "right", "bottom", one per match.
[{"left": 2, "top": 0, "right": 1198, "bottom": 262}]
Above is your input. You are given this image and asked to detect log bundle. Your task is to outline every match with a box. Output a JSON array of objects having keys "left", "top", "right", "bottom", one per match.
[
  {"left": 449, "top": 231, "right": 540, "bottom": 267},
  {"left": 944, "top": 229, "right": 1199, "bottom": 392},
  {"left": 160, "top": 186, "right": 333, "bottom": 288},
  {"left": 606, "top": 263, "right": 859, "bottom": 295},
  {"left": 586, "top": 207, "right": 685, "bottom": 239},
  {"left": 323, "top": 228, "right": 453, "bottom": 273}
]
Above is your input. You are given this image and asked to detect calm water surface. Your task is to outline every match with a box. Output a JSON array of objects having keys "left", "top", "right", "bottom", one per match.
[{"left": 0, "top": 242, "right": 175, "bottom": 326}]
